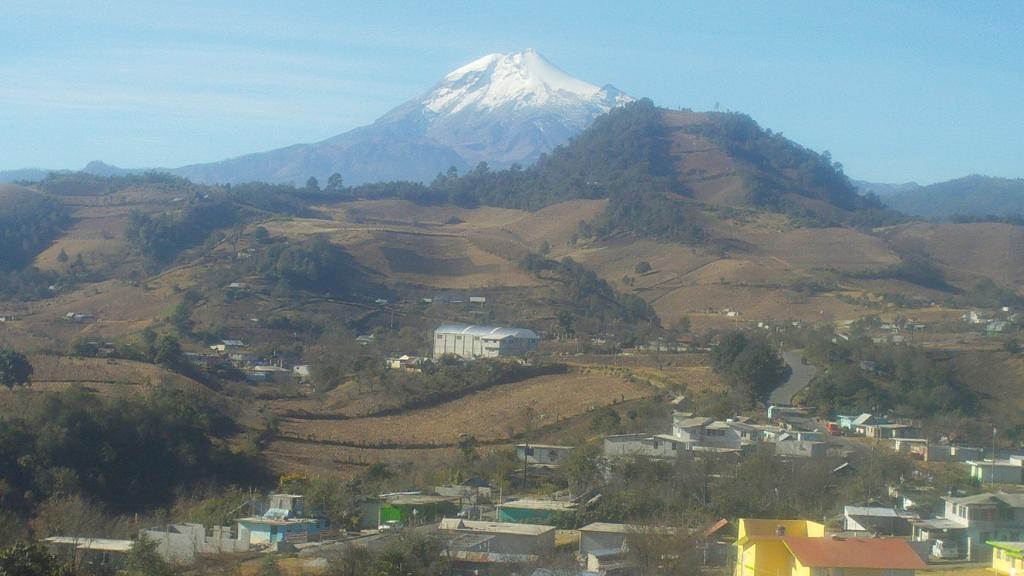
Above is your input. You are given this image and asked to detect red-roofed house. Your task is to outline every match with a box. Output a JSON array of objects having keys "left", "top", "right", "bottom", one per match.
[{"left": 735, "top": 518, "right": 926, "bottom": 576}]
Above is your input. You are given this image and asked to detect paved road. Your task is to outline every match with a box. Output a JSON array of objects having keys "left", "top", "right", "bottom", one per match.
[{"left": 769, "top": 350, "right": 820, "bottom": 405}]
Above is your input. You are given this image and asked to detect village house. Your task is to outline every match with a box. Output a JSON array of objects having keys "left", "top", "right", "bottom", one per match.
[
  {"left": 140, "top": 523, "right": 250, "bottom": 564},
  {"left": 435, "top": 477, "right": 495, "bottom": 505},
  {"left": 774, "top": 439, "right": 828, "bottom": 459},
  {"left": 366, "top": 493, "right": 460, "bottom": 528},
  {"left": 433, "top": 323, "right": 540, "bottom": 359},
  {"left": 439, "top": 518, "right": 554, "bottom": 571},
  {"left": 516, "top": 444, "right": 574, "bottom": 467},
  {"left": 735, "top": 518, "right": 925, "bottom": 576},
  {"left": 966, "top": 457, "right": 1024, "bottom": 485},
  {"left": 44, "top": 538, "right": 133, "bottom": 571},
  {"left": 602, "top": 433, "right": 688, "bottom": 460},
  {"left": 497, "top": 499, "right": 577, "bottom": 525},
  {"left": 842, "top": 505, "right": 915, "bottom": 536},
  {"left": 672, "top": 413, "right": 742, "bottom": 450},
  {"left": 912, "top": 492, "right": 1024, "bottom": 560},
  {"left": 890, "top": 438, "right": 984, "bottom": 462},
  {"left": 236, "top": 494, "right": 325, "bottom": 546},
  {"left": 387, "top": 354, "right": 427, "bottom": 371}
]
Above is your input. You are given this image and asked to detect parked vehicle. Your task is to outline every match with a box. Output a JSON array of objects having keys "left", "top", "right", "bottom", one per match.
[
  {"left": 932, "top": 538, "right": 959, "bottom": 559},
  {"left": 378, "top": 520, "right": 402, "bottom": 532}
]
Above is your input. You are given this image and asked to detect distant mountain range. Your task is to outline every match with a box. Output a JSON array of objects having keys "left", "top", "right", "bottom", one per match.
[
  {"left": 1, "top": 50, "right": 630, "bottom": 186},
  {"left": 858, "top": 176, "right": 1024, "bottom": 220}
]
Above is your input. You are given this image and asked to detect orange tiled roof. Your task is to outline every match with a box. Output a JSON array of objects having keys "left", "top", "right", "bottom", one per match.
[{"left": 782, "top": 536, "right": 927, "bottom": 569}]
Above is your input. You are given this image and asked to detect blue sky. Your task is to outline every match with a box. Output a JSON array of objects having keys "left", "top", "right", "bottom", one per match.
[{"left": 2, "top": 1, "right": 1021, "bottom": 184}]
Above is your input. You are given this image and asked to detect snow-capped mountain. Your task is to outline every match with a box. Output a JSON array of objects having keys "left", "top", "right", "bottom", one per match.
[{"left": 172, "top": 50, "right": 632, "bottom": 185}]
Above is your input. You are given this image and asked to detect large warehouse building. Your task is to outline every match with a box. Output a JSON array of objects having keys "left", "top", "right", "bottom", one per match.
[{"left": 433, "top": 323, "right": 540, "bottom": 359}]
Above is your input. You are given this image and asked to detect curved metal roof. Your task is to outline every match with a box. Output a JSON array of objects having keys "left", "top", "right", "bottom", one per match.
[{"left": 435, "top": 323, "right": 539, "bottom": 340}]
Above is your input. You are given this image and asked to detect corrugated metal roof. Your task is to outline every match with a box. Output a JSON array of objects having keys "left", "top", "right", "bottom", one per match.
[
  {"left": 440, "top": 518, "right": 555, "bottom": 535},
  {"left": 947, "top": 492, "right": 1024, "bottom": 507},
  {"left": 844, "top": 506, "right": 898, "bottom": 518},
  {"left": 435, "top": 323, "right": 539, "bottom": 340},
  {"left": 44, "top": 537, "right": 135, "bottom": 552}
]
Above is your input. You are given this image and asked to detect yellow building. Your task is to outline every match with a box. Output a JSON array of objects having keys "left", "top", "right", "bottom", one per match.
[
  {"left": 989, "top": 541, "right": 1024, "bottom": 575},
  {"left": 735, "top": 518, "right": 926, "bottom": 576}
]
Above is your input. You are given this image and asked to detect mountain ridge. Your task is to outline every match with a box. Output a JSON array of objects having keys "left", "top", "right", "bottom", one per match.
[
  {"left": 859, "top": 175, "right": 1024, "bottom": 220},
  {"left": 171, "top": 50, "right": 631, "bottom": 185}
]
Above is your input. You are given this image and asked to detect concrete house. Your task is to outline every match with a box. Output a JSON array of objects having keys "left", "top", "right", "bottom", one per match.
[
  {"left": 236, "top": 494, "right": 325, "bottom": 546},
  {"left": 516, "top": 444, "right": 574, "bottom": 467},
  {"left": 43, "top": 538, "right": 133, "bottom": 571},
  {"left": 967, "top": 457, "right": 1024, "bottom": 485},
  {"left": 141, "top": 524, "right": 250, "bottom": 564},
  {"left": 890, "top": 439, "right": 983, "bottom": 463},
  {"left": 579, "top": 523, "right": 638, "bottom": 557},
  {"left": 433, "top": 323, "right": 539, "bottom": 359},
  {"left": 913, "top": 492, "right": 1024, "bottom": 560},
  {"left": 672, "top": 413, "right": 741, "bottom": 450},
  {"left": 373, "top": 493, "right": 460, "bottom": 526},
  {"left": 577, "top": 523, "right": 676, "bottom": 573},
  {"left": 439, "top": 518, "right": 554, "bottom": 569},
  {"left": 843, "top": 506, "right": 913, "bottom": 536},
  {"left": 603, "top": 433, "right": 689, "bottom": 460},
  {"left": 774, "top": 440, "right": 827, "bottom": 459}
]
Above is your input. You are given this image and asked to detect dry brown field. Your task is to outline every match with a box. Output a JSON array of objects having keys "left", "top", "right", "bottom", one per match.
[{"left": 276, "top": 370, "right": 656, "bottom": 446}]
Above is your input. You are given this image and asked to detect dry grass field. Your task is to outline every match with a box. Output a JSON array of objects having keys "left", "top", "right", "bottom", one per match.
[
  {"left": 276, "top": 370, "right": 656, "bottom": 446},
  {"left": 263, "top": 438, "right": 457, "bottom": 479},
  {"left": 0, "top": 355, "right": 209, "bottom": 417},
  {"left": 882, "top": 221, "right": 1024, "bottom": 288},
  {"left": 952, "top": 350, "right": 1024, "bottom": 428}
]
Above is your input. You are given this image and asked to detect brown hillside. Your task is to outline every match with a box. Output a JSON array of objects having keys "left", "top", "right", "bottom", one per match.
[{"left": 882, "top": 222, "right": 1024, "bottom": 288}]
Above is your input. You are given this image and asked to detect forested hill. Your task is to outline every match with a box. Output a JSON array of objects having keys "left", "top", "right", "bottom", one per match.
[
  {"left": 354, "top": 99, "right": 901, "bottom": 243},
  {"left": 876, "top": 175, "right": 1024, "bottom": 221}
]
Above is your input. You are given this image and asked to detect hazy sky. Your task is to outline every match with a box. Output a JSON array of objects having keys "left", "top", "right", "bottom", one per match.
[{"left": 2, "top": 1, "right": 1021, "bottom": 184}]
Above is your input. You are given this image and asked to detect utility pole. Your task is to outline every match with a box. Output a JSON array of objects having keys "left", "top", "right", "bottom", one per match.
[
  {"left": 991, "top": 426, "right": 997, "bottom": 489},
  {"left": 522, "top": 442, "right": 529, "bottom": 490}
]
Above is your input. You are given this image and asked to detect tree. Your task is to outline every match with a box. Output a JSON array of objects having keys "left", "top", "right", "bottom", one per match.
[
  {"left": 123, "top": 535, "right": 174, "bottom": 576},
  {"left": 538, "top": 240, "right": 551, "bottom": 256},
  {"left": 0, "top": 544, "right": 70, "bottom": 576},
  {"left": 673, "top": 316, "right": 692, "bottom": 334},
  {"left": 326, "top": 173, "right": 344, "bottom": 194},
  {"left": 56, "top": 249, "right": 68, "bottom": 264},
  {"left": 153, "top": 334, "right": 183, "bottom": 367},
  {"left": 253, "top": 226, "right": 270, "bottom": 243},
  {"left": 634, "top": 261, "right": 652, "bottom": 275},
  {"left": 457, "top": 435, "right": 479, "bottom": 464},
  {"left": 557, "top": 310, "right": 575, "bottom": 339},
  {"left": 0, "top": 348, "right": 32, "bottom": 389},
  {"left": 305, "top": 176, "right": 320, "bottom": 193},
  {"left": 1005, "top": 338, "right": 1021, "bottom": 355}
]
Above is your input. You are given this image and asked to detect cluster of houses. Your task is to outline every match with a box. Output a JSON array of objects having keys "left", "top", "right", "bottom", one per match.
[
  {"left": 182, "top": 339, "right": 310, "bottom": 383},
  {"left": 963, "top": 307, "right": 1020, "bottom": 335},
  {"left": 603, "top": 410, "right": 842, "bottom": 462},
  {"left": 44, "top": 493, "right": 326, "bottom": 569},
  {"left": 40, "top": 471, "right": 1024, "bottom": 575}
]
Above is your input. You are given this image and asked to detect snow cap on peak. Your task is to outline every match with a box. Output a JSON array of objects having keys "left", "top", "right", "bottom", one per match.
[{"left": 425, "top": 49, "right": 631, "bottom": 115}]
